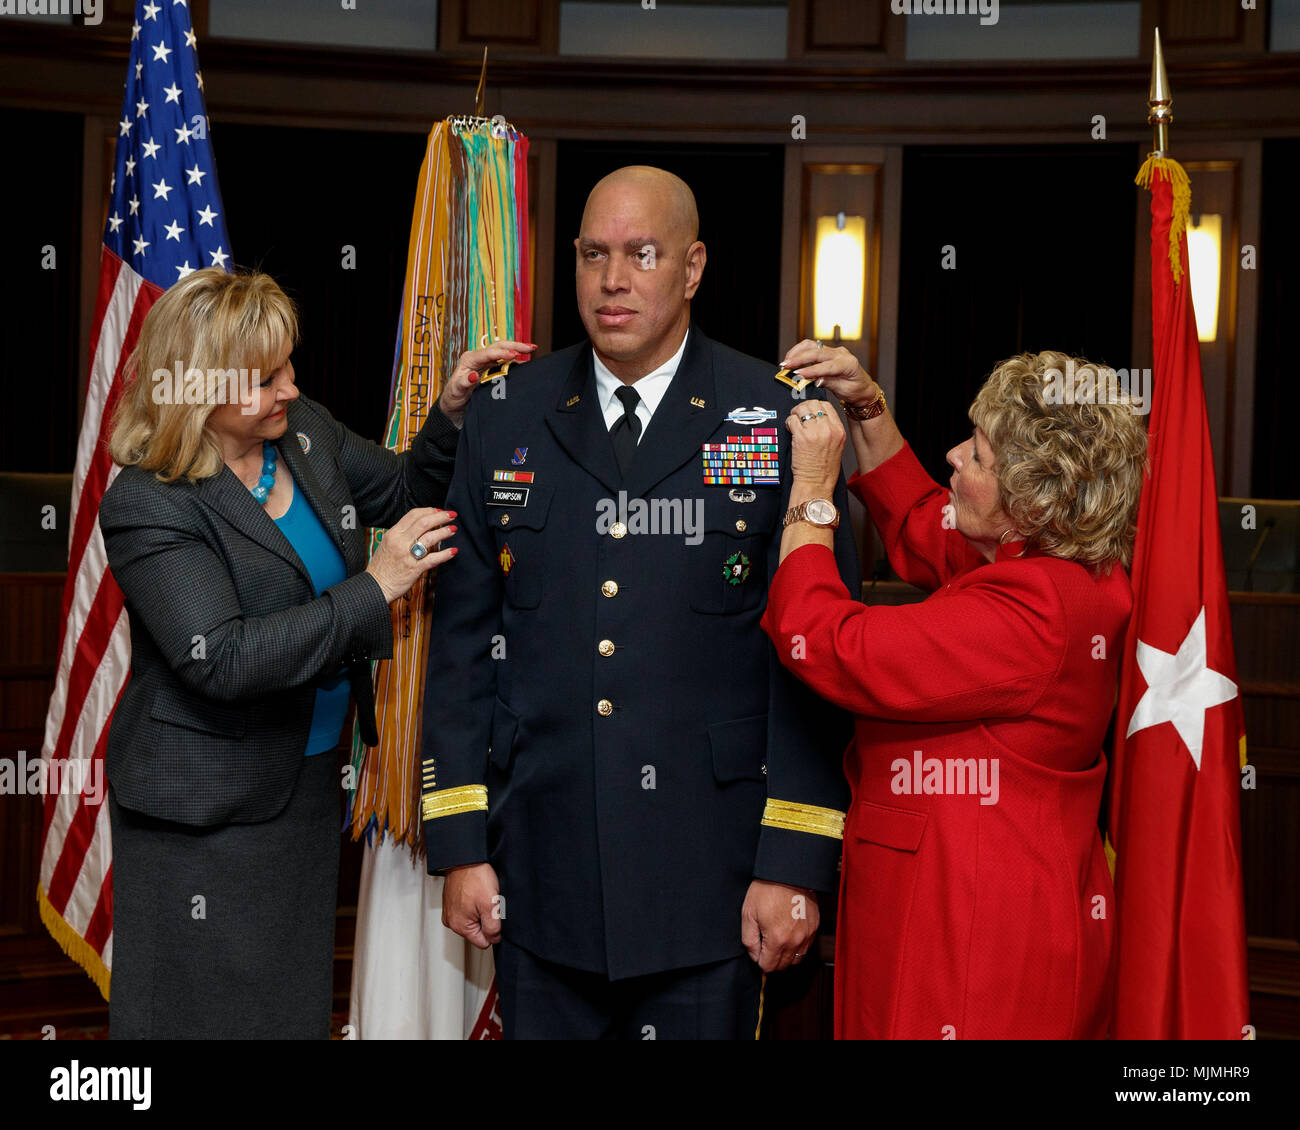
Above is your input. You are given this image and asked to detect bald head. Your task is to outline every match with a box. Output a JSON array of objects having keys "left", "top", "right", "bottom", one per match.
[
  {"left": 581, "top": 165, "right": 699, "bottom": 246},
  {"left": 573, "top": 164, "right": 706, "bottom": 381}
]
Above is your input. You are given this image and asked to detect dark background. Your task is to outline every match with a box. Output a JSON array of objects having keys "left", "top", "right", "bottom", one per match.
[
  {"left": 0, "top": 123, "right": 1288, "bottom": 502},
  {"left": 1, "top": 109, "right": 82, "bottom": 474},
  {"left": 215, "top": 123, "right": 430, "bottom": 444},
  {"left": 894, "top": 143, "right": 1139, "bottom": 484},
  {"left": 550, "top": 140, "right": 786, "bottom": 363},
  {"left": 1254, "top": 139, "right": 1297, "bottom": 501}
]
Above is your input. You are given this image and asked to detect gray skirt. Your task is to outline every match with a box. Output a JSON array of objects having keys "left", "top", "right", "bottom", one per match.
[{"left": 108, "top": 751, "right": 341, "bottom": 1039}]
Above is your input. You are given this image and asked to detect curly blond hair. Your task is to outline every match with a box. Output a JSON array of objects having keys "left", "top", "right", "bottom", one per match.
[
  {"left": 109, "top": 267, "right": 298, "bottom": 483},
  {"left": 970, "top": 350, "right": 1148, "bottom": 570}
]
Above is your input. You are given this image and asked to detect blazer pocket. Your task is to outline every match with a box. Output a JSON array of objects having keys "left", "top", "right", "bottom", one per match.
[
  {"left": 853, "top": 800, "right": 926, "bottom": 852},
  {"left": 708, "top": 713, "right": 767, "bottom": 783},
  {"left": 687, "top": 527, "right": 770, "bottom": 615},
  {"left": 487, "top": 483, "right": 554, "bottom": 610},
  {"left": 488, "top": 696, "right": 521, "bottom": 772},
  {"left": 150, "top": 686, "right": 248, "bottom": 738}
]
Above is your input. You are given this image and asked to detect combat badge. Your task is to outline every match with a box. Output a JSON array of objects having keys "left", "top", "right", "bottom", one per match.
[{"left": 726, "top": 407, "right": 778, "bottom": 426}]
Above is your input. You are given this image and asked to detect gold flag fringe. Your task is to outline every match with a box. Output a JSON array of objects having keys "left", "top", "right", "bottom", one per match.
[
  {"left": 1135, "top": 155, "right": 1191, "bottom": 285},
  {"left": 38, "top": 884, "right": 111, "bottom": 1001}
]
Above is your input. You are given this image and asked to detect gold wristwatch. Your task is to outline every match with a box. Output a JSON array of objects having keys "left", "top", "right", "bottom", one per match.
[{"left": 783, "top": 497, "right": 840, "bottom": 530}]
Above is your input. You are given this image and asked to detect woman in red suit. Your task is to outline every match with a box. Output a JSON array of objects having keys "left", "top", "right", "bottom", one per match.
[{"left": 762, "top": 343, "right": 1147, "bottom": 1039}]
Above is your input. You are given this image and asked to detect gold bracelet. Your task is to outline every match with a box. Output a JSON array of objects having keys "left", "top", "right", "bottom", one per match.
[{"left": 841, "top": 388, "right": 887, "bottom": 421}]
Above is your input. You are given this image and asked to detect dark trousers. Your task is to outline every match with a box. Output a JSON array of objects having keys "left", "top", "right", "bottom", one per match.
[{"left": 494, "top": 936, "right": 764, "bottom": 1040}]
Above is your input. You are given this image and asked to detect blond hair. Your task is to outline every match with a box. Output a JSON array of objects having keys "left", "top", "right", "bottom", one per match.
[
  {"left": 970, "top": 350, "right": 1148, "bottom": 570},
  {"left": 109, "top": 267, "right": 298, "bottom": 482}
]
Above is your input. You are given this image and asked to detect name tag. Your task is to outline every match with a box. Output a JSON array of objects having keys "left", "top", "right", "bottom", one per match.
[{"left": 486, "top": 485, "right": 530, "bottom": 507}]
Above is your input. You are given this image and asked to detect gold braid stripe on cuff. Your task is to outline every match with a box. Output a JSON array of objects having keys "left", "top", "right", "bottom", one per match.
[
  {"left": 421, "top": 784, "right": 488, "bottom": 822},
  {"left": 760, "top": 798, "right": 846, "bottom": 840}
]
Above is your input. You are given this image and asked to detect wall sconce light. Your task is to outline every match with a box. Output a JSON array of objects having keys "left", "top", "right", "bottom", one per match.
[
  {"left": 1186, "top": 212, "right": 1221, "bottom": 344},
  {"left": 813, "top": 212, "right": 866, "bottom": 343}
]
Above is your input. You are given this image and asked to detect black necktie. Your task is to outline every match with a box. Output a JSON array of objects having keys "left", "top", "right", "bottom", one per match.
[{"left": 610, "top": 385, "right": 642, "bottom": 473}]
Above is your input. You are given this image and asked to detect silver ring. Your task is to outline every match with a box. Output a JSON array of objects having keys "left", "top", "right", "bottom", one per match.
[
  {"left": 410, "top": 540, "right": 428, "bottom": 560},
  {"left": 816, "top": 341, "right": 823, "bottom": 351},
  {"left": 798, "top": 413, "right": 815, "bottom": 423}
]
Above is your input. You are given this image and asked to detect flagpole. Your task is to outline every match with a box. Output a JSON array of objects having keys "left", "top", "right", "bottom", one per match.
[{"left": 1148, "top": 27, "right": 1172, "bottom": 157}]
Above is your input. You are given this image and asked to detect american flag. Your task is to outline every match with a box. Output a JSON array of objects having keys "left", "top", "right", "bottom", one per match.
[{"left": 37, "top": 0, "right": 231, "bottom": 996}]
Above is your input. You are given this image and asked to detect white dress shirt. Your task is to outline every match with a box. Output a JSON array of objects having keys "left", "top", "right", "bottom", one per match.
[{"left": 593, "top": 329, "right": 690, "bottom": 444}]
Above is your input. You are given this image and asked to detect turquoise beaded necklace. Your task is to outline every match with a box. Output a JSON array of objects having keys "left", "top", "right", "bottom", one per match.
[{"left": 249, "top": 441, "right": 278, "bottom": 504}]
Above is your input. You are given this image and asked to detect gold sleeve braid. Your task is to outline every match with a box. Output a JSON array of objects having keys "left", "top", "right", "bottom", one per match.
[
  {"left": 422, "top": 784, "right": 488, "bottom": 822},
  {"left": 760, "top": 798, "right": 845, "bottom": 840}
]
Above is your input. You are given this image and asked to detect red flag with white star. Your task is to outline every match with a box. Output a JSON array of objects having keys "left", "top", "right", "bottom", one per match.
[{"left": 1106, "top": 156, "right": 1250, "bottom": 1039}]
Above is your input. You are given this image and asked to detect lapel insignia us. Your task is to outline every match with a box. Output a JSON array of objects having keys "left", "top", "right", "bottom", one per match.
[
  {"left": 297, "top": 431, "right": 311, "bottom": 454},
  {"left": 724, "top": 551, "right": 751, "bottom": 585},
  {"left": 689, "top": 396, "right": 706, "bottom": 408}
]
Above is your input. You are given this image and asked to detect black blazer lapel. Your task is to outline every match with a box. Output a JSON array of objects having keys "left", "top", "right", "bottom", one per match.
[
  {"left": 196, "top": 468, "right": 313, "bottom": 588},
  {"left": 623, "top": 328, "right": 719, "bottom": 499},
  {"left": 544, "top": 347, "right": 623, "bottom": 496},
  {"left": 275, "top": 421, "right": 366, "bottom": 576}
]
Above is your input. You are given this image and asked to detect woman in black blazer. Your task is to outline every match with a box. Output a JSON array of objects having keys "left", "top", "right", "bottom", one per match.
[{"left": 99, "top": 266, "right": 532, "bottom": 1038}]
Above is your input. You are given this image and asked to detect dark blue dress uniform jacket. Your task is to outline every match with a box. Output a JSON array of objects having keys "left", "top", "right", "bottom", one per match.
[{"left": 421, "top": 328, "right": 858, "bottom": 980}]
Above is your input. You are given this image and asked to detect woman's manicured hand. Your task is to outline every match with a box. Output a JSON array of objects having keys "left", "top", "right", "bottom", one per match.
[
  {"left": 365, "top": 507, "right": 458, "bottom": 603},
  {"left": 785, "top": 401, "right": 846, "bottom": 495},
  {"left": 438, "top": 340, "right": 537, "bottom": 425},
  {"left": 780, "top": 338, "right": 880, "bottom": 410}
]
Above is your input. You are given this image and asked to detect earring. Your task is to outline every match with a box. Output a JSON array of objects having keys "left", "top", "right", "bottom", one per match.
[{"left": 999, "top": 528, "right": 1027, "bottom": 558}]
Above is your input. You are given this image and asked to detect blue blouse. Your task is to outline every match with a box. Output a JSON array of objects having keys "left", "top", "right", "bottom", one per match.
[{"left": 273, "top": 477, "right": 352, "bottom": 756}]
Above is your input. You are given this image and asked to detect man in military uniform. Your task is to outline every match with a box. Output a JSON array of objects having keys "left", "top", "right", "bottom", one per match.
[{"left": 420, "top": 166, "right": 858, "bottom": 1039}]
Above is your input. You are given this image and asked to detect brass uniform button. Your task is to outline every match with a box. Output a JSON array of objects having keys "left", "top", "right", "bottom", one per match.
[
  {"left": 601, "top": 580, "right": 619, "bottom": 597},
  {"left": 499, "top": 513, "right": 510, "bottom": 527},
  {"left": 597, "top": 699, "right": 613, "bottom": 717},
  {"left": 735, "top": 519, "right": 747, "bottom": 533},
  {"left": 598, "top": 639, "right": 615, "bottom": 657},
  {"left": 610, "top": 522, "right": 627, "bottom": 539}
]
